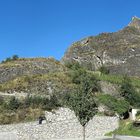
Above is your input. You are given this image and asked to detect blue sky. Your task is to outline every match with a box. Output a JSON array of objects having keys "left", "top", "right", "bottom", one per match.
[{"left": 0, "top": 0, "right": 140, "bottom": 61}]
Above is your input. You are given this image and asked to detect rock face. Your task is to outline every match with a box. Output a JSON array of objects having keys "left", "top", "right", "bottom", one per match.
[
  {"left": 62, "top": 17, "right": 140, "bottom": 77},
  {"left": 0, "top": 58, "right": 66, "bottom": 84}
]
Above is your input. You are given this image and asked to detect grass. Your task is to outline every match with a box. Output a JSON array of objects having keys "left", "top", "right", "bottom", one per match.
[
  {"left": 91, "top": 72, "right": 140, "bottom": 88},
  {"left": 96, "top": 94, "right": 130, "bottom": 115},
  {"left": 0, "top": 94, "right": 61, "bottom": 124},
  {"left": 0, "top": 72, "right": 74, "bottom": 92},
  {"left": 0, "top": 107, "right": 44, "bottom": 124},
  {"left": 0, "top": 70, "right": 140, "bottom": 94},
  {"left": 0, "top": 57, "right": 66, "bottom": 70},
  {"left": 0, "top": 62, "right": 22, "bottom": 68},
  {"left": 106, "top": 119, "right": 140, "bottom": 137}
]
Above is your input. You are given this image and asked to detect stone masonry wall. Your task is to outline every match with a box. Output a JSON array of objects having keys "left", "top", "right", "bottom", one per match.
[{"left": 0, "top": 108, "right": 119, "bottom": 140}]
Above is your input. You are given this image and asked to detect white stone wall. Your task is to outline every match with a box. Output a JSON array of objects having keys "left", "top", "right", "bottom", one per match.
[{"left": 0, "top": 108, "right": 119, "bottom": 140}]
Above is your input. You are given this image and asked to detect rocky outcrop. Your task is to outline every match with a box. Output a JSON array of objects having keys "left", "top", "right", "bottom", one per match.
[
  {"left": 61, "top": 17, "right": 140, "bottom": 77},
  {"left": 0, "top": 108, "right": 119, "bottom": 140}
]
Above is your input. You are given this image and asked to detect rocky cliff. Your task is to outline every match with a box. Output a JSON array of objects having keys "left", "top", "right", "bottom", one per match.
[{"left": 62, "top": 17, "right": 140, "bottom": 77}]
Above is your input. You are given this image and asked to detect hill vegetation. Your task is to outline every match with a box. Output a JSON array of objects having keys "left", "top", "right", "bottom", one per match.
[{"left": 0, "top": 62, "right": 140, "bottom": 126}]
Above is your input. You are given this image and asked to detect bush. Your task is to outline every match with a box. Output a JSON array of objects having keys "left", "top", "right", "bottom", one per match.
[
  {"left": 67, "top": 63, "right": 101, "bottom": 92},
  {"left": 120, "top": 75, "right": 140, "bottom": 107},
  {"left": 0, "top": 108, "right": 44, "bottom": 124},
  {"left": 0, "top": 95, "right": 60, "bottom": 124},
  {"left": 7, "top": 97, "right": 20, "bottom": 110},
  {"left": 23, "top": 95, "right": 60, "bottom": 111},
  {"left": 65, "top": 62, "right": 82, "bottom": 70},
  {"left": 1, "top": 55, "right": 19, "bottom": 63},
  {"left": 97, "top": 94, "right": 130, "bottom": 115},
  {"left": 0, "top": 96, "right": 4, "bottom": 106},
  {"left": 12, "top": 55, "right": 19, "bottom": 60},
  {"left": 5, "top": 57, "right": 12, "bottom": 63},
  {"left": 98, "top": 66, "right": 110, "bottom": 75}
]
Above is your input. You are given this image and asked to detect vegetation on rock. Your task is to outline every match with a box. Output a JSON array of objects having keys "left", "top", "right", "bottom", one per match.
[
  {"left": 97, "top": 94, "right": 130, "bottom": 116},
  {"left": 98, "top": 66, "right": 110, "bottom": 75},
  {"left": 0, "top": 95, "right": 60, "bottom": 124},
  {"left": 106, "top": 119, "right": 140, "bottom": 137},
  {"left": 1, "top": 55, "right": 19, "bottom": 63},
  {"left": 120, "top": 75, "right": 140, "bottom": 108}
]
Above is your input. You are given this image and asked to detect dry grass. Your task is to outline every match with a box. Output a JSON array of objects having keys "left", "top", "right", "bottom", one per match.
[{"left": 0, "top": 107, "right": 44, "bottom": 124}]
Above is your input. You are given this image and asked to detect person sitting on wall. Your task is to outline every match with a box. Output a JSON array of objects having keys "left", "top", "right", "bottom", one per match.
[{"left": 38, "top": 116, "right": 46, "bottom": 124}]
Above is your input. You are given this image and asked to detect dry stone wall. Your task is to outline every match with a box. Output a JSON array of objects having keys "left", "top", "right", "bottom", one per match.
[{"left": 0, "top": 108, "right": 119, "bottom": 140}]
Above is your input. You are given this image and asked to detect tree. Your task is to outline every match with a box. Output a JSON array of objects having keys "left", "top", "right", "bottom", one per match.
[
  {"left": 64, "top": 69, "right": 99, "bottom": 140},
  {"left": 12, "top": 55, "right": 19, "bottom": 60},
  {"left": 1, "top": 55, "right": 19, "bottom": 63}
]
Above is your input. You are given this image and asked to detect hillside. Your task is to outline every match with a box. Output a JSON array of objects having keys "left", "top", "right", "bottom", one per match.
[
  {"left": 0, "top": 57, "right": 66, "bottom": 84},
  {"left": 0, "top": 17, "right": 140, "bottom": 126},
  {"left": 0, "top": 17, "right": 140, "bottom": 97},
  {"left": 61, "top": 16, "right": 140, "bottom": 77}
]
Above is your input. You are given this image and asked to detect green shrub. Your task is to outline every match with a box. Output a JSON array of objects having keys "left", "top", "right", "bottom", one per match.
[
  {"left": 0, "top": 95, "right": 60, "bottom": 124},
  {"left": 98, "top": 66, "right": 110, "bottom": 75},
  {"left": 7, "top": 97, "right": 20, "bottom": 110},
  {"left": 136, "top": 111, "right": 140, "bottom": 117},
  {"left": 0, "top": 108, "right": 44, "bottom": 124},
  {"left": 120, "top": 75, "right": 140, "bottom": 108},
  {"left": 67, "top": 63, "right": 101, "bottom": 93},
  {"left": 12, "top": 55, "right": 19, "bottom": 60},
  {"left": 97, "top": 94, "right": 130, "bottom": 115},
  {"left": 23, "top": 95, "right": 60, "bottom": 111},
  {"left": 0, "top": 96, "right": 4, "bottom": 106},
  {"left": 65, "top": 62, "right": 82, "bottom": 70},
  {"left": 5, "top": 57, "right": 12, "bottom": 63},
  {"left": 1, "top": 55, "right": 19, "bottom": 63}
]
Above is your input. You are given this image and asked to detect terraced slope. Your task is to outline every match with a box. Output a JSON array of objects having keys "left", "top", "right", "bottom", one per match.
[{"left": 0, "top": 58, "right": 66, "bottom": 84}]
